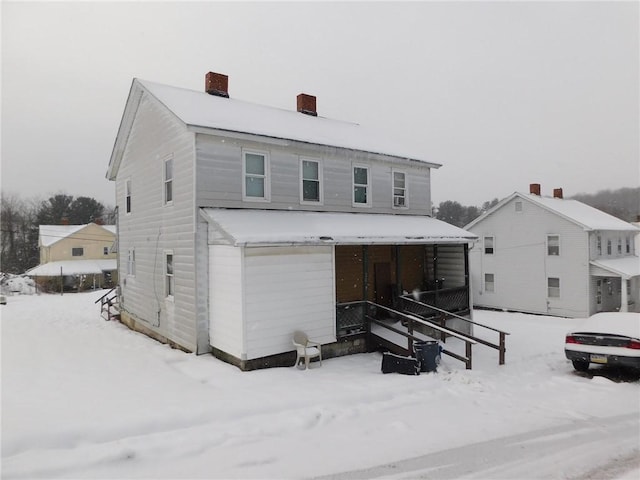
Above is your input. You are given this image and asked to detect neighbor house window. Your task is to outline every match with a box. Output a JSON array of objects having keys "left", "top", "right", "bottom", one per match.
[
  {"left": 164, "top": 156, "right": 173, "bottom": 204},
  {"left": 392, "top": 170, "right": 407, "bottom": 208},
  {"left": 72, "top": 247, "right": 84, "bottom": 257},
  {"left": 125, "top": 179, "right": 132, "bottom": 214},
  {"left": 300, "top": 158, "right": 322, "bottom": 203},
  {"left": 352, "top": 165, "right": 370, "bottom": 206},
  {"left": 547, "top": 235, "right": 560, "bottom": 256},
  {"left": 484, "top": 236, "right": 494, "bottom": 254},
  {"left": 484, "top": 273, "right": 495, "bottom": 292},
  {"left": 617, "top": 237, "right": 622, "bottom": 254},
  {"left": 607, "top": 239, "right": 612, "bottom": 255},
  {"left": 127, "top": 248, "right": 136, "bottom": 277},
  {"left": 597, "top": 236, "right": 602, "bottom": 255},
  {"left": 103, "top": 247, "right": 109, "bottom": 256},
  {"left": 626, "top": 236, "right": 631, "bottom": 254},
  {"left": 548, "top": 277, "right": 560, "bottom": 298},
  {"left": 596, "top": 279, "right": 602, "bottom": 305},
  {"left": 165, "top": 252, "right": 174, "bottom": 298},
  {"left": 243, "top": 151, "right": 270, "bottom": 201}
]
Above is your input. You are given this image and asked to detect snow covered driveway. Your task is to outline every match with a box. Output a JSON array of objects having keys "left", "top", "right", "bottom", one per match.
[{"left": 2, "top": 292, "right": 639, "bottom": 479}]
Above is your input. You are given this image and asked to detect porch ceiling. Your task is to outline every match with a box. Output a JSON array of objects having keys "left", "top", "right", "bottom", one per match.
[
  {"left": 201, "top": 208, "right": 477, "bottom": 246},
  {"left": 590, "top": 257, "right": 640, "bottom": 279}
]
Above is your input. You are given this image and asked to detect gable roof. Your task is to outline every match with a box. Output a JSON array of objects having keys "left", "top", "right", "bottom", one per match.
[
  {"left": 39, "top": 224, "right": 116, "bottom": 247},
  {"left": 465, "top": 192, "right": 640, "bottom": 232},
  {"left": 107, "top": 78, "right": 441, "bottom": 180}
]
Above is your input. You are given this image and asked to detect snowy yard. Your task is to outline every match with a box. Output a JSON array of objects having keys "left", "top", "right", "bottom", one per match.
[{"left": 1, "top": 290, "right": 639, "bottom": 479}]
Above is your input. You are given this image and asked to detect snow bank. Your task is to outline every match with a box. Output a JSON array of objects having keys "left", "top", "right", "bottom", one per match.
[{"left": 0, "top": 273, "right": 36, "bottom": 295}]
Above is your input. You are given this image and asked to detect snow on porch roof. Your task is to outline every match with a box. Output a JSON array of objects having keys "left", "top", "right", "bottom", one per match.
[
  {"left": 26, "top": 259, "right": 117, "bottom": 277},
  {"left": 590, "top": 257, "right": 640, "bottom": 279},
  {"left": 200, "top": 209, "right": 477, "bottom": 246}
]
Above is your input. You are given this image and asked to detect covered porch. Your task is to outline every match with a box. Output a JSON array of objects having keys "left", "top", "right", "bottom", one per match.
[{"left": 590, "top": 257, "right": 640, "bottom": 313}]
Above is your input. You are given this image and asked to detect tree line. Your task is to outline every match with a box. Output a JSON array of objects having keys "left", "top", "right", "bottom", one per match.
[{"left": 1, "top": 193, "right": 115, "bottom": 274}]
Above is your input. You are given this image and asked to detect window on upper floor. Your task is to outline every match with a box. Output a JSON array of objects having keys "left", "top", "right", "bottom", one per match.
[
  {"left": 484, "top": 273, "right": 495, "bottom": 292},
  {"left": 300, "top": 158, "right": 322, "bottom": 204},
  {"left": 72, "top": 247, "right": 84, "bottom": 257},
  {"left": 617, "top": 237, "right": 622, "bottom": 255},
  {"left": 515, "top": 201, "right": 523, "bottom": 212},
  {"left": 484, "top": 236, "right": 494, "bottom": 254},
  {"left": 164, "top": 156, "right": 173, "bottom": 205},
  {"left": 352, "top": 165, "right": 371, "bottom": 207},
  {"left": 626, "top": 236, "right": 631, "bottom": 254},
  {"left": 596, "top": 236, "right": 602, "bottom": 255},
  {"left": 103, "top": 247, "right": 109, "bottom": 256},
  {"left": 548, "top": 277, "right": 560, "bottom": 298},
  {"left": 243, "top": 150, "right": 270, "bottom": 201},
  {"left": 165, "top": 251, "right": 174, "bottom": 299},
  {"left": 547, "top": 235, "right": 560, "bottom": 256},
  {"left": 607, "top": 239, "right": 612, "bottom": 255},
  {"left": 125, "top": 179, "right": 132, "bottom": 214},
  {"left": 392, "top": 170, "right": 407, "bottom": 208}
]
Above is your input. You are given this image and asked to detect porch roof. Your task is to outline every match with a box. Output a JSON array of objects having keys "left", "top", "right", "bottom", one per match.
[
  {"left": 26, "top": 259, "right": 117, "bottom": 276},
  {"left": 590, "top": 257, "right": 640, "bottom": 279},
  {"left": 201, "top": 208, "right": 477, "bottom": 246}
]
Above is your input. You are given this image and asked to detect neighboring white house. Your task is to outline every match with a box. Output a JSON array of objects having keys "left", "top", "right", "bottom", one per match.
[
  {"left": 106, "top": 72, "right": 477, "bottom": 370},
  {"left": 465, "top": 184, "right": 640, "bottom": 318}
]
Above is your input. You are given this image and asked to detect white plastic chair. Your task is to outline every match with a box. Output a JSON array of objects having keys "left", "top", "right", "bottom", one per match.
[{"left": 292, "top": 331, "right": 322, "bottom": 369}]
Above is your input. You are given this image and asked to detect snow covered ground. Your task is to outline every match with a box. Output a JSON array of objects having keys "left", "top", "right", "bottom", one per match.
[{"left": 1, "top": 291, "right": 639, "bottom": 479}]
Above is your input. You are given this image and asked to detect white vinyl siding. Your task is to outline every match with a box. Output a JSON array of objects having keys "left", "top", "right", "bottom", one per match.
[{"left": 243, "top": 246, "right": 335, "bottom": 360}]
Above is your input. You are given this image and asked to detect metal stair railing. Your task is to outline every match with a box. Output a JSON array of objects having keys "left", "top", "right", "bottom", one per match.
[{"left": 94, "top": 287, "right": 120, "bottom": 321}]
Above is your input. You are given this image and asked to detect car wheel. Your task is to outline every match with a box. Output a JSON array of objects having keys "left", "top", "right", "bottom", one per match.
[{"left": 572, "top": 360, "right": 590, "bottom": 372}]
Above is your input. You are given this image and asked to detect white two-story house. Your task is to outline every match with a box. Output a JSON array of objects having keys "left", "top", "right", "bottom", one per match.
[
  {"left": 106, "top": 72, "right": 476, "bottom": 369},
  {"left": 465, "top": 184, "right": 640, "bottom": 318}
]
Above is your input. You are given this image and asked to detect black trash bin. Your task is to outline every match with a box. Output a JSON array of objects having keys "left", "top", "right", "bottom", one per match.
[{"left": 414, "top": 340, "right": 440, "bottom": 372}]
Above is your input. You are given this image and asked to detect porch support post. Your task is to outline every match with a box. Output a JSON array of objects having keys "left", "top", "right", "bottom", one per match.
[
  {"left": 395, "top": 245, "right": 401, "bottom": 302},
  {"left": 363, "top": 245, "right": 369, "bottom": 301},
  {"left": 620, "top": 277, "right": 628, "bottom": 312}
]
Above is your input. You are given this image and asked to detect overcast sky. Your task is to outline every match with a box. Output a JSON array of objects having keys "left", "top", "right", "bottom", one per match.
[{"left": 2, "top": 1, "right": 638, "bottom": 209}]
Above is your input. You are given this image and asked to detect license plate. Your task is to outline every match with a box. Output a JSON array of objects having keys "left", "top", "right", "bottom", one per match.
[{"left": 590, "top": 354, "right": 608, "bottom": 364}]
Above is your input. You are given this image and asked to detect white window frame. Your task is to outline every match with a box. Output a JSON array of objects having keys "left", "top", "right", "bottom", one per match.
[
  {"left": 352, "top": 164, "right": 371, "bottom": 207},
  {"left": 607, "top": 239, "right": 612, "bottom": 255},
  {"left": 242, "top": 150, "right": 270, "bottom": 202},
  {"left": 163, "top": 155, "right": 174, "bottom": 206},
  {"left": 125, "top": 178, "right": 132, "bottom": 214},
  {"left": 484, "top": 273, "right": 495, "bottom": 293},
  {"left": 548, "top": 277, "right": 560, "bottom": 298},
  {"left": 597, "top": 235, "right": 602, "bottom": 256},
  {"left": 127, "top": 248, "right": 136, "bottom": 277},
  {"left": 547, "top": 235, "right": 560, "bottom": 256},
  {"left": 392, "top": 169, "right": 408, "bottom": 209},
  {"left": 626, "top": 236, "right": 631, "bottom": 254},
  {"left": 484, "top": 236, "right": 494, "bottom": 255},
  {"left": 299, "top": 157, "right": 323, "bottom": 205},
  {"left": 617, "top": 237, "right": 622, "bottom": 255},
  {"left": 165, "top": 250, "right": 174, "bottom": 300}
]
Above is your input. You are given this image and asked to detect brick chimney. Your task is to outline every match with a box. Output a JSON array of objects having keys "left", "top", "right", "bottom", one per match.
[
  {"left": 205, "top": 72, "right": 229, "bottom": 98},
  {"left": 553, "top": 188, "right": 563, "bottom": 199},
  {"left": 297, "top": 93, "right": 317, "bottom": 116},
  {"left": 529, "top": 183, "right": 541, "bottom": 196}
]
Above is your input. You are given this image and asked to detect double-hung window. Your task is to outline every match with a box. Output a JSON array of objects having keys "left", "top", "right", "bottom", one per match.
[
  {"left": 165, "top": 252, "right": 174, "bottom": 299},
  {"left": 72, "top": 247, "right": 84, "bottom": 257},
  {"left": 125, "top": 179, "right": 132, "bottom": 214},
  {"left": 164, "top": 156, "right": 173, "bottom": 205},
  {"left": 484, "top": 273, "right": 495, "bottom": 292},
  {"left": 484, "top": 236, "right": 494, "bottom": 254},
  {"left": 617, "top": 237, "right": 622, "bottom": 255},
  {"left": 243, "top": 151, "right": 270, "bottom": 201},
  {"left": 626, "top": 236, "right": 631, "bottom": 254},
  {"left": 353, "top": 165, "right": 370, "bottom": 206},
  {"left": 597, "top": 236, "right": 602, "bottom": 256},
  {"left": 607, "top": 239, "right": 612, "bottom": 255},
  {"left": 300, "top": 158, "right": 322, "bottom": 204},
  {"left": 547, "top": 235, "right": 560, "bottom": 256},
  {"left": 392, "top": 170, "right": 407, "bottom": 208},
  {"left": 548, "top": 277, "right": 560, "bottom": 298},
  {"left": 127, "top": 248, "right": 136, "bottom": 277}
]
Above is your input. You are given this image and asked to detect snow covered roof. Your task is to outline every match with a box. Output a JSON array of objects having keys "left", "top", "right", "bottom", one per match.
[
  {"left": 26, "top": 259, "right": 117, "bottom": 276},
  {"left": 107, "top": 78, "right": 440, "bottom": 180},
  {"left": 39, "top": 224, "right": 116, "bottom": 247},
  {"left": 200, "top": 208, "right": 477, "bottom": 246},
  {"left": 590, "top": 257, "right": 640, "bottom": 279},
  {"left": 466, "top": 192, "right": 640, "bottom": 232}
]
